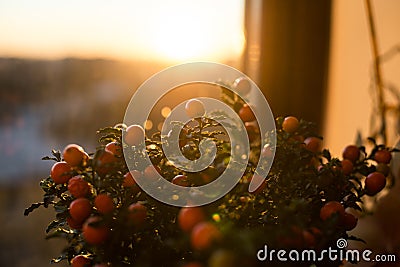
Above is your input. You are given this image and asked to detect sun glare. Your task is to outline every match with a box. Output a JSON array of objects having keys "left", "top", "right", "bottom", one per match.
[
  {"left": 0, "top": 0, "right": 245, "bottom": 62},
  {"left": 145, "top": 1, "right": 245, "bottom": 62}
]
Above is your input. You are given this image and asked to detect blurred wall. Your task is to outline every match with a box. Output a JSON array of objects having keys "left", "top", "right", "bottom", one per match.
[{"left": 324, "top": 0, "right": 400, "bottom": 155}]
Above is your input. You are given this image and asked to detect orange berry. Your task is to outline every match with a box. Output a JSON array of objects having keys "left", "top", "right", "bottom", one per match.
[
  {"left": 233, "top": 77, "right": 251, "bottom": 96},
  {"left": 68, "top": 176, "right": 91, "bottom": 198},
  {"left": 94, "top": 194, "right": 114, "bottom": 214},
  {"left": 245, "top": 122, "right": 259, "bottom": 142},
  {"left": 50, "top": 161, "right": 72, "bottom": 184},
  {"left": 282, "top": 116, "right": 299, "bottom": 133},
  {"left": 95, "top": 150, "right": 118, "bottom": 177},
  {"left": 238, "top": 104, "right": 256, "bottom": 122},
  {"left": 69, "top": 198, "right": 92, "bottom": 223},
  {"left": 63, "top": 144, "right": 87, "bottom": 167},
  {"left": 105, "top": 141, "right": 122, "bottom": 157},
  {"left": 123, "top": 170, "right": 141, "bottom": 188},
  {"left": 143, "top": 165, "right": 161, "bottom": 181},
  {"left": 71, "top": 255, "right": 91, "bottom": 267},
  {"left": 124, "top": 125, "right": 145, "bottom": 146},
  {"left": 191, "top": 222, "right": 221, "bottom": 250},
  {"left": 185, "top": 99, "right": 206, "bottom": 118},
  {"left": 82, "top": 216, "right": 110, "bottom": 245},
  {"left": 178, "top": 207, "right": 206, "bottom": 232},
  {"left": 261, "top": 145, "right": 274, "bottom": 159}
]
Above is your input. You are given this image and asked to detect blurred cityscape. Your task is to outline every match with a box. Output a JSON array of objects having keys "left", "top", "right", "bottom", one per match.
[{"left": 0, "top": 57, "right": 181, "bottom": 266}]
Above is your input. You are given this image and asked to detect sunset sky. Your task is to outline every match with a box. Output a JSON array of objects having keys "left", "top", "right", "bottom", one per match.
[{"left": 0, "top": 0, "right": 245, "bottom": 62}]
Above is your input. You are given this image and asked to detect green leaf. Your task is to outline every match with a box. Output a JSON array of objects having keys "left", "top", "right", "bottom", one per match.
[
  {"left": 322, "top": 149, "right": 332, "bottom": 161},
  {"left": 46, "top": 220, "right": 63, "bottom": 233},
  {"left": 41, "top": 156, "right": 59, "bottom": 161},
  {"left": 45, "top": 228, "right": 74, "bottom": 240},
  {"left": 97, "top": 127, "right": 122, "bottom": 136},
  {"left": 51, "top": 150, "right": 62, "bottom": 161},
  {"left": 50, "top": 253, "right": 68, "bottom": 264},
  {"left": 24, "top": 202, "right": 45, "bottom": 216}
]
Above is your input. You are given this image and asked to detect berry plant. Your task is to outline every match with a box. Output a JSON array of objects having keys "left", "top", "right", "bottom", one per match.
[{"left": 25, "top": 80, "right": 397, "bottom": 267}]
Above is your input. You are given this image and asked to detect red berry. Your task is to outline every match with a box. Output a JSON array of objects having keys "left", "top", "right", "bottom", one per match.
[
  {"left": 374, "top": 150, "right": 392, "bottom": 164},
  {"left": 71, "top": 255, "right": 91, "bottom": 267},
  {"left": 343, "top": 212, "right": 358, "bottom": 231},
  {"left": 320, "top": 201, "right": 345, "bottom": 222},
  {"left": 302, "top": 230, "right": 316, "bottom": 247},
  {"left": 365, "top": 172, "right": 386, "bottom": 196},
  {"left": 342, "top": 145, "right": 360, "bottom": 163},
  {"left": 124, "top": 124, "right": 145, "bottom": 146},
  {"left": 67, "top": 216, "right": 83, "bottom": 229},
  {"left": 376, "top": 163, "right": 390, "bottom": 176},
  {"left": 172, "top": 174, "right": 190, "bottom": 187},
  {"left": 304, "top": 137, "right": 322, "bottom": 153},
  {"left": 341, "top": 159, "right": 354, "bottom": 175},
  {"left": 128, "top": 203, "right": 147, "bottom": 226}
]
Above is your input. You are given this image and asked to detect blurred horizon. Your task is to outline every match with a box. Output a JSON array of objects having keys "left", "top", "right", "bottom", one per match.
[{"left": 0, "top": 56, "right": 243, "bottom": 185}]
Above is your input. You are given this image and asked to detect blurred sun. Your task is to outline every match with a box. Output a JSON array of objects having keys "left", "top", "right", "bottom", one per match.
[
  {"left": 145, "top": 1, "right": 245, "bottom": 62},
  {"left": 0, "top": 0, "right": 245, "bottom": 62}
]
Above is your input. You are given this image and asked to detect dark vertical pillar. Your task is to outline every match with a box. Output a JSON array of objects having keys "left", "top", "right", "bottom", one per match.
[{"left": 247, "top": 0, "right": 332, "bottom": 130}]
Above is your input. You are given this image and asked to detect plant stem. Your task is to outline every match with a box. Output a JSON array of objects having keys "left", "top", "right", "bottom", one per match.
[{"left": 365, "top": 0, "right": 387, "bottom": 144}]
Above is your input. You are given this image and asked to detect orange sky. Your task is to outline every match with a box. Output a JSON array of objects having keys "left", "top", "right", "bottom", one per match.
[{"left": 0, "top": 0, "right": 245, "bottom": 62}]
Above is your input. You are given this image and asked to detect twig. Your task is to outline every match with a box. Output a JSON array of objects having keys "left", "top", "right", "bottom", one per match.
[{"left": 365, "top": 0, "right": 387, "bottom": 144}]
